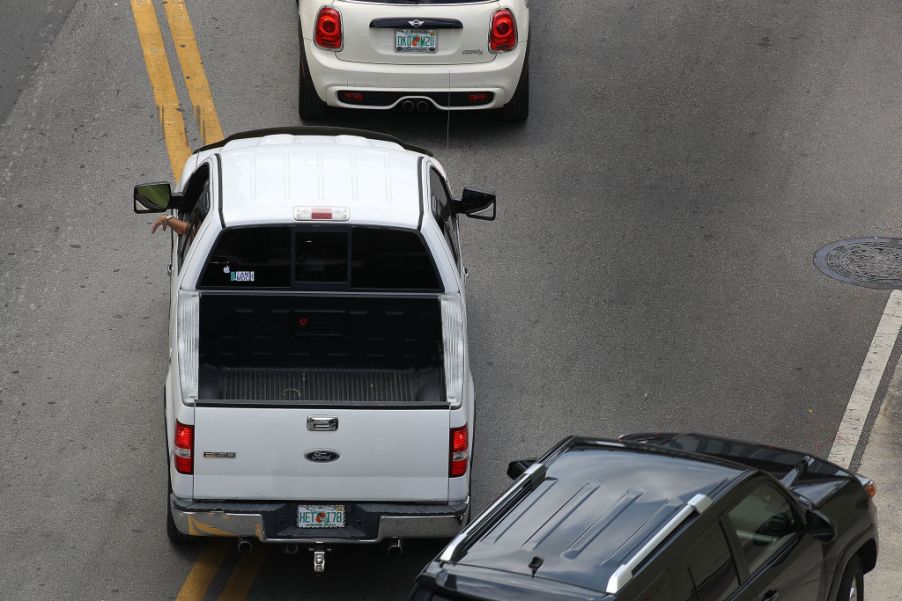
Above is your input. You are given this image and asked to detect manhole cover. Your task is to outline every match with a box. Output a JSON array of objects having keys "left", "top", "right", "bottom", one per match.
[{"left": 814, "top": 237, "right": 902, "bottom": 289}]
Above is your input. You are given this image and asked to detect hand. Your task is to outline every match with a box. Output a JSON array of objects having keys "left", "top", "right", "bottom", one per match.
[{"left": 151, "top": 214, "right": 172, "bottom": 234}]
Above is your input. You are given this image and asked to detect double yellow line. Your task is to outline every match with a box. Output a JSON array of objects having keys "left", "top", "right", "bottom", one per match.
[
  {"left": 131, "top": 0, "right": 223, "bottom": 177},
  {"left": 130, "top": 0, "right": 267, "bottom": 598}
]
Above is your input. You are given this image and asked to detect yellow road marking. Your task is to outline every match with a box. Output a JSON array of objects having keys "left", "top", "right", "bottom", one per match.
[
  {"left": 130, "top": 0, "right": 192, "bottom": 178},
  {"left": 131, "top": 2, "right": 234, "bottom": 600},
  {"left": 217, "top": 548, "right": 270, "bottom": 601},
  {"left": 174, "top": 541, "right": 231, "bottom": 601},
  {"left": 162, "top": 0, "right": 225, "bottom": 145}
]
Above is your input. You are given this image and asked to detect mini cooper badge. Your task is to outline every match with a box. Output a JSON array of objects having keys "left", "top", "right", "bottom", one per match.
[
  {"left": 409, "top": 19, "right": 425, "bottom": 27},
  {"left": 305, "top": 449, "right": 340, "bottom": 463}
]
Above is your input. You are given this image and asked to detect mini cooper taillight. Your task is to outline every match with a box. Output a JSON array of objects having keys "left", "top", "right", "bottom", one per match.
[
  {"left": 489, "top": 9, "right": 517, "bottom": 52},
  {"left": 174, "top": 421, "right": 194, "bottom": 474},
  {"left": 315, "top": 7, "right": 343, "bottom": 50},
  {"left": 450, "top": 425, "right": 469, "bottom": 477}
]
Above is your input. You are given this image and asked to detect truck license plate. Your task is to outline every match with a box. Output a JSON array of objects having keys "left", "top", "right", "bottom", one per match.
[
  {"left": 297, "top": 505, "right": 346, "bottom": 528},
  {"left": 395, "top": 29, "right": 437, "bottom": 53}
]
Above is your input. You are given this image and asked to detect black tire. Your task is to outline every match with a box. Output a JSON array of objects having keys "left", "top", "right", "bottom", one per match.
[
  {"left": 836, "top": 556, "right": 864, "bottom": 601},
  {"left": 500, "top": 53, "right": 529, "bottom": 122},
  {"left": 298, "top": 25, "right": 327, "bottom": 121},
  {"left": 167, "top": 478, "right": 192, "bottom": 545}
]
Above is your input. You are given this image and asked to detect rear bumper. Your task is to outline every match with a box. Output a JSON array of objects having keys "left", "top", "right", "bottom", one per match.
[
  {"left": 170, "top": 495, "right": 468, "bottom": 543},
  {"left": 304, "top": 39, "right": 526, "bottom": 110}
]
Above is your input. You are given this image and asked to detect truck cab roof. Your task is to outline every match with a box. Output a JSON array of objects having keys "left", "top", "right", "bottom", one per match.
[{"left": 204, "top": 129, "right": 431, "bottom": 229}]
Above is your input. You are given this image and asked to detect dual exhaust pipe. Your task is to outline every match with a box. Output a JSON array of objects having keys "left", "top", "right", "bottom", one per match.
[{"left": 400, "top": 99, "right": 430, "bottom": 113}]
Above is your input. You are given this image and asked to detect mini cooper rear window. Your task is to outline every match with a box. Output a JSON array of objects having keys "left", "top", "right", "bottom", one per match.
[{"left": 200, "top": 226, "right": 440, "bottom": 291}]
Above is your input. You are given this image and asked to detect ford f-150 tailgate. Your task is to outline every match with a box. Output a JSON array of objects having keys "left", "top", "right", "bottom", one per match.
[{"left": 193, "top": 407, "right": 451, "bottom": 501}]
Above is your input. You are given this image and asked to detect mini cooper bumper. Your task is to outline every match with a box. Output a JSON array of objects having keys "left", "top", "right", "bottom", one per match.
[
  {"left": 304, "top": 40, "right": 526, "bottom": 110},
  {"left": 170, "top": 495, "right": 469, "bottom": 543}
]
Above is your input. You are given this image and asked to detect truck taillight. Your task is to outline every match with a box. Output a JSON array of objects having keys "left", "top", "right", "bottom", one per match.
[
  {"left": 489, "top": 9, "right": 517, "bottom": 52},
  {"left": 315, "top": 7, "right": 342, "bottom": 50},
  {"left": 177, "top": 291, "right": 199, "bottom": 404},
  {"left": 450, "top": 425, "right": 468, "bottom": 477},
  {"left": 174, "top": 421, "right": 194, "bottom": 474},
  {"left": 441, "top": 297, "right": 465, "bottom": 407}
]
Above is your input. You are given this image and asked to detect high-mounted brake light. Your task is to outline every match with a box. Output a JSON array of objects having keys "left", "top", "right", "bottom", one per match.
[
  {"left": 489, "top": 9, "right": 517, "bottom": 52},
  {"left": 450, "top": 425, "right": 469, "bottom": 477},
  {"left": 315, "top": 7, "right": 343, "bottom": 50},
  {"left": 293, "top": 206, "right": 350, "bottom": 222},
  {"left": 174, "top": 421, "right": 194, "bottom": 474}
]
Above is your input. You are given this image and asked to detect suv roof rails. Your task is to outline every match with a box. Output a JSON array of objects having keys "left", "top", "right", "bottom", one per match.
[
  {"left": 194, "top": 126, "right": 433, "bottom": 157},
  {"left": 440, "top": 462, "right": 548, "bottom": 564},
  {"left": 605, "top": 493, "right": 713, "bottom": 594}
]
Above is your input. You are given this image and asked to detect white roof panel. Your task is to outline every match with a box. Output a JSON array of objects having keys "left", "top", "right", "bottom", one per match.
[{"left": 217, "top": 134, "right": 424, "bottom": 229}]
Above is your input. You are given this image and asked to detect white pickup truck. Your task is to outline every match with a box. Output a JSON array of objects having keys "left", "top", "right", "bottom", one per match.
[{"left": 133, "top": 128, "right": 495, "bottom": 569}]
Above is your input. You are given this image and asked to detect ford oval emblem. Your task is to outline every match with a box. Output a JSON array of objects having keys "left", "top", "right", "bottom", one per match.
[{"left": 305, "top": 449, "right": 340, "bottom": 463}]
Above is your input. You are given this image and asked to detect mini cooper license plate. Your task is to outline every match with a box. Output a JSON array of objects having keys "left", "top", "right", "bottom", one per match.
[
  {"left": 395, "top": 29, "right": 437, "bottom": 53},
  {"left": 297, "top": 505, "right": 346, "bottom": 528}
]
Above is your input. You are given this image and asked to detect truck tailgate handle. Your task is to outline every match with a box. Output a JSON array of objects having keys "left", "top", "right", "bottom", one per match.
[{"left": 307, "top": 416, "right": 338, "bottom": 432}]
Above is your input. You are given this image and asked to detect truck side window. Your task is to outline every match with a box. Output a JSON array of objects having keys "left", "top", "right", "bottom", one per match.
[
  {"left": 177, "top": 164, "right": 211, "bottom": 271},
  {"left": 429, "top": 169, "right": 460, "bottom": 266},
  {"left": 725, "top": 484, "right": 799, "bottom": 576},
  {"left": 685, "top": 520, "right": 739, "bottom": 601}
]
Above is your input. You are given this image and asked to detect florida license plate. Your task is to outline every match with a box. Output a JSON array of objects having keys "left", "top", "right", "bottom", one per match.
[
  {"left": 395, "top": 29, "right": 437, "bottom": 53},
  {"left": 297, "top": 505, "right": 346, "bottom": 528}
]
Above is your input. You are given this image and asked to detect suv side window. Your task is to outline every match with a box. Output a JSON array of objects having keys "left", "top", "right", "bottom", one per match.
[
  {"left": 429, "top": 168, "right": 460, "bottom": 267},
  {"left": 686, "top": 521, "right": 739, "bottom": 601},
  {"left": 725, "top": 483, "right": 799, "bottom": 575},
  {"left": 177, "top": 164, "right": 211, "bottom": 271}
]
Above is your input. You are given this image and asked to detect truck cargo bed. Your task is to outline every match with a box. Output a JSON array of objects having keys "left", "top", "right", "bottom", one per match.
[
  {"left": 215, "top": 367, "right": 441, "bottom": 403},
  {"left": 198, "top": 293, "right": 445, "bottom": 405}
]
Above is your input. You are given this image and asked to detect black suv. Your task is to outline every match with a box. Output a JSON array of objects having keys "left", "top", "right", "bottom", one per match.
[{"left": 409, "top": 433, "right": 878, "bottom": 601}]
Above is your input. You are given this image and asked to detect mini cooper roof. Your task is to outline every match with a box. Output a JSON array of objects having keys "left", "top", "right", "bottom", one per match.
[
  {"left": 201, "top": 128, "right": 433, "bottom": 230},
  {"left": 429, "top": 437, "right": 751, "bottom": 599}
]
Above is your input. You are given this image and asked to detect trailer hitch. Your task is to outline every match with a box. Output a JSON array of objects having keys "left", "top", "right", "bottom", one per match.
[{"left": 309, "top": 546, "right": 331, "bottom": 573}]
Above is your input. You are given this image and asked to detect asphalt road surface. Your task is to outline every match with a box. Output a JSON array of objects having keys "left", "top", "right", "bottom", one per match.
[{"left": 2, "top": 1, "right": 902, "bottom": 599}]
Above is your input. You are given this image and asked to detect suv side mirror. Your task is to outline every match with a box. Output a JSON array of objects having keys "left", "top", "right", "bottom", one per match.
[
  {"left": 805, "top": 509, "right": 836, "bottom": 542},
  {"left": 507, "top": 459, "right": 536, "bottom": 479},
  {"left": 134, "top": 182, "right": 182, "bottom": 214},
  {"left": 455, "top": 187, "right": 496, "bottom": 221}
]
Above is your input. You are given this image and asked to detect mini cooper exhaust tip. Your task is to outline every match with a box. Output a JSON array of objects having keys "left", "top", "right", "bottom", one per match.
[
  {"left": 387, "top": 538, "right": 404, "bottom": 556},
  {"left": 415, "top": 100, "right": 430, "bottom": 113},
  {"left": 237, "top": 537, "right": 253, "bottom": 553},
  {"left": 401, "top": 100, "right": 416, "bottom": 112}
]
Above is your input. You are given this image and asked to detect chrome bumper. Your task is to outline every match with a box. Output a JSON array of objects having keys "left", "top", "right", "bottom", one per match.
[{"left": 170, "top": 495, "right": 468, "bottom": 544}]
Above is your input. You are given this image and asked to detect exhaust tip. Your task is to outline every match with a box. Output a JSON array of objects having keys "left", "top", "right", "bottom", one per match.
[
  {"left": 416, "top": 100, "right": 429, "bottom": 113},
  {"left": 237, "top": 538, "right": 253, "bottom": 553},
  {"left": 401, "top": 100, "right": 415, "bottom": 112},
  {"left": 387, "top": 538, "right": 404, "bottom": 556}
]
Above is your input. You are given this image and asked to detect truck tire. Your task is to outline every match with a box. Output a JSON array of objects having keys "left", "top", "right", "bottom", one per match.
[
  {"left": 836, "top": 556, "right": 863, "bottom": 601},
  {"left": 500, "top": 52, "right": 529, "bottom": 122},
  {"left": 298, "top": 27, "right": 327, "bottom": 121}
]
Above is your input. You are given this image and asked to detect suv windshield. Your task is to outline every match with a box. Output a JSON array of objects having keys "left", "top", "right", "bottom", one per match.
[{"left": 199, "top": 226, "right": 441, "bottom": 291}]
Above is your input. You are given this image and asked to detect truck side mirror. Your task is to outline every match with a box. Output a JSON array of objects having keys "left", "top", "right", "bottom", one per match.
[
  {"left": 455, "top": 187, "right": 496, "bottom": 221},
  {"left": 507, "top": 459, "right": 536, "bottom": 479},
  {"left": 134, "top": 182, "right": 182, "bottom": 214}
]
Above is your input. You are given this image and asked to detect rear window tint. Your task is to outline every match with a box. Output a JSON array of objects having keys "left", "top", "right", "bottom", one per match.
[
  {"left": 351, "top": 228, "right": 440, "bottom": 290},
  {"left": 295, "top": 231, "right": 348, "bottom": 284},
  {"left": 200, "top": 226, "right": 440, "bottom": 291},
  {"left": 199, "top": 227, "right": 291, "bottom": 288}
]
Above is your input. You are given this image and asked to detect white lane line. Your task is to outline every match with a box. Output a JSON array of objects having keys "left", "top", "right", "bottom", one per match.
[{"left": 829, "top": 289, "right": 902, "bottom": 467}]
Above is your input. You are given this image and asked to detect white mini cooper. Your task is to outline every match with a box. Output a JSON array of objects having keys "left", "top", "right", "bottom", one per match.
[{"left": 297, "top": 0, "right": 530, "bottom": 121}]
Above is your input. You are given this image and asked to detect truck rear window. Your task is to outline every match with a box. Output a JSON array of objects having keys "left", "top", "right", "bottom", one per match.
[{"left": 199, "top": 226, "right": 441, "bottom": 291}]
